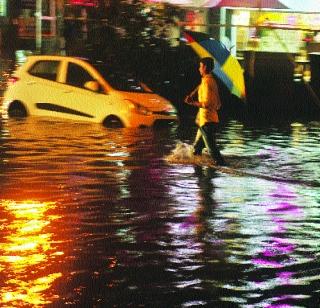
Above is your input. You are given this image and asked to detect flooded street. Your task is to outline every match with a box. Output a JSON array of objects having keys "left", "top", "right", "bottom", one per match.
[{"left": 0, "top": 117, "right": 319, "bottom": 307}]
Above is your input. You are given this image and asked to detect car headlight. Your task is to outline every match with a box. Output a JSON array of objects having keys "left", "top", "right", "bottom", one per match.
[{"left": 126, "top": 100, "right": 153, "bottom": 116}]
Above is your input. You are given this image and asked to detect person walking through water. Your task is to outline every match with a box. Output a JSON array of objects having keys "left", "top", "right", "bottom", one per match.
[{"left": 184, "top": 57, "right": 226, "bottom": 166}]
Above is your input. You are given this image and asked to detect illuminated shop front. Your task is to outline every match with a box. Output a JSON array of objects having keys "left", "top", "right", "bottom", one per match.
[
  {"left": 18, "top": 0, "right": 56, "bottom": 37},
  {"left": 221, "top": 8, "right": 320, "bottom": 55},
  {"left": 0, "top": 0, "right": 6, "bottom": 17},
  {"left": 217, "top": 7, "right": 320, "bottom": 82},
  {"left": 158, "top": 0, "right": 320, "bottom": 57},
  {"left": 7, "top": 0, "right": 61, "bottom": 52}
]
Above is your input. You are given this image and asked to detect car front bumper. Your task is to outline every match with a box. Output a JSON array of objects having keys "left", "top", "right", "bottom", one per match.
[{"left": 126, "top": 113, "right": 178, "bottom": 128}]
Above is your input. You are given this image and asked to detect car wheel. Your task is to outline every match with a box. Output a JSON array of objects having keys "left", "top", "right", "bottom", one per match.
[
  {"left": 103, "top": 116, "right": 124, "bottom": 128},
  {"left": 8, "top": 101, "right": 27, "bottom": 118}
]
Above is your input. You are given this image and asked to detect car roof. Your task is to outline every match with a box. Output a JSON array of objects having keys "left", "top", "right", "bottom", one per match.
[
  {"left": 25, "top": 55, "right": 114, "bottom": 68},
  {"left": 27, "top": 55, "right": 91, "bottom": 62},
  {"left": 25, "top": 55, "right": 135, "bottom": 77}
]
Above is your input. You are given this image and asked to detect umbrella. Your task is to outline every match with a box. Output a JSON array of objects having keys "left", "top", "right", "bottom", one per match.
[
  {"left": 210, "top": 0, "right": 288, "bottom": 9},
  {"left": 184, "top": 30, "right": 246, "bottom": 100}
]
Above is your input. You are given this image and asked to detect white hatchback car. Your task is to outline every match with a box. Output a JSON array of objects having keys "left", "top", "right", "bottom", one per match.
[{"left": 2, "top": 55, "right": 177, "bottom": 128}]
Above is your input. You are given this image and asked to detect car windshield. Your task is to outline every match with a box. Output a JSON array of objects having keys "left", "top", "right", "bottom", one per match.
[{"left": 92, "top": 63, "right": 152, "bottom": 93}]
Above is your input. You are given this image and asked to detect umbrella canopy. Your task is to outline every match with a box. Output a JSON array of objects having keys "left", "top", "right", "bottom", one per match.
[
  {"left": 210, "top": 0, "right": 288, "bottom": 9},
  {"left": 184, "top": 30, "right": 246, "bottom": 100}
]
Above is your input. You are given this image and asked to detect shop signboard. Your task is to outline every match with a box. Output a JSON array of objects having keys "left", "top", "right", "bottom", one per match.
[{"left": 68, "top": 0, "right": 98, "bottom": 6}]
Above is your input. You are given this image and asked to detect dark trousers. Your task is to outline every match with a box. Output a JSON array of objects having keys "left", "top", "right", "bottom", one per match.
[{"left": 193, "top": 123, "right": 225, "bottom": 165}]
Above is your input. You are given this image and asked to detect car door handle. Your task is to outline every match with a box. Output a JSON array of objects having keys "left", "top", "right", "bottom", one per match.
[
  {"left": 26, "top": 81, "right": 36, "bottom": 85},
  {"left": 63, "top": 90, "right": 73, "bottom": 93}
]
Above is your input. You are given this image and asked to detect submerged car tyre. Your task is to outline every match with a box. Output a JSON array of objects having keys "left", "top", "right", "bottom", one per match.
[
  {"left": 8, "top": 101, "right": 28, "bottom": 118},
  {"left": 103, "top": 116, "right": 124, "bottom": 128}
]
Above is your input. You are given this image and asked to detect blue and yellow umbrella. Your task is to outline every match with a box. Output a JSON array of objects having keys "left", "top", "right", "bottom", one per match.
[{"left": 184, "top": 30, "right": 246, "bottom": 100}]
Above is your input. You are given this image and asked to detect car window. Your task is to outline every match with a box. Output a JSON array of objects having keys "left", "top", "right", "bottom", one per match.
[
  {"left": 92, "top": 63, "right": 152, "bottom": 93},
  {"left": 66, "top": 63, "right": 95, "bottom": 89},
  {"left": 29, "top": 60, "right": 59, "bottom": 81}
]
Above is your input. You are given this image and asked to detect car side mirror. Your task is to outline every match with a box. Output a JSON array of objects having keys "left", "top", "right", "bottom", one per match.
[{"left": 84, "top": 81, "right": 100, "bottom": 92}]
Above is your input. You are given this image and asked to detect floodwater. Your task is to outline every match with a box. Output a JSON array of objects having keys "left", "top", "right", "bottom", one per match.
[{"left": 0, "top": 116, "right": 319, "bottom": 307}]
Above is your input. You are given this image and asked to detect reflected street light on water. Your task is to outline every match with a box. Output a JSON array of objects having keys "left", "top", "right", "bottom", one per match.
[{"left": 0, "top": 200, "right": 63, "bottom": 306}]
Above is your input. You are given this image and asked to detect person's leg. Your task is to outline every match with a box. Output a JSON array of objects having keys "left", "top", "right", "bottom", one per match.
[
  {"left": 199, "top": 123, "right": 226, "bottom": 165},
  {"left": 193, "top": 128, "right": 205, "bottom": 155}
]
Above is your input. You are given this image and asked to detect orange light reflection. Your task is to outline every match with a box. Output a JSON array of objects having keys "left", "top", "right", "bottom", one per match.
[{"left": 0, "top": 200, "right": 63, "bottom": 306}]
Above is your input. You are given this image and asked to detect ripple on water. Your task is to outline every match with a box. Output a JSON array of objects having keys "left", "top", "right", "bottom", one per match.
[{"left": 0, "top": 118, "right": 319, "bottom": 306}]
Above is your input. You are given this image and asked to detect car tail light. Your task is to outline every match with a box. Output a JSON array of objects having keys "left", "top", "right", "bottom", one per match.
[{"left": 7, "top": 76, "right": 19, "bottom": 86}]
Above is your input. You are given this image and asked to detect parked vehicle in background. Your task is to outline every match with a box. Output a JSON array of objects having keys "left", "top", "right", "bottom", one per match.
[{"left": 2, "top": 55, "right": 177, "bottom": 128}]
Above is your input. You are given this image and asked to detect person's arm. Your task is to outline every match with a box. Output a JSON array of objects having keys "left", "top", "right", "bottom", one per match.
[
  {"left": 189, "top": 85, "right": 199, "bottom": 98},
  {"left": 186, "top": 79, "right": 211, "bottom": 108},
  {"left": 184, "top": 86, "right": 199, "bottom": 104},
  {"left": 185, "top": 100, "right": 202, "bottom": 107}
]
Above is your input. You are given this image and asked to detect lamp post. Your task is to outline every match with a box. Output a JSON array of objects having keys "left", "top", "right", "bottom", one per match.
[{"left": 35, "top": 0, "right": 42, "bottom": 52}]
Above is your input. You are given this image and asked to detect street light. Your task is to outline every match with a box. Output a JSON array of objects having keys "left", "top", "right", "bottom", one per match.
[{"left": 35, "top": 0, "right": 42, "bottom": 52}]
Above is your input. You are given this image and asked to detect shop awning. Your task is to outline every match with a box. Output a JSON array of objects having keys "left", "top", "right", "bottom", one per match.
[
  {"left": 148, "top": 0, "right": 320, "bottom": 12},
  {"left": 68, "top": 0, "right": 98, "bottom": 6},
  {"left": 208, "top": 0, "right": 288, "bottom": 9},
  {"left": 152, "top": 0, "right": 289, "bottom": 9}
]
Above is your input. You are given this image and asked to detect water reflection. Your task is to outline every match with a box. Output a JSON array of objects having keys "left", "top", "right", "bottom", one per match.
[
  {"left": 166, "top": 165, "right": 231, "bottom": 306},
  {"left": 0, "top": 200, "right": 62, "bottom": 306},
  {"left": 0, "top": 117, "right": 319, "bottom": 306},
  {"left": 244, "top": 180, "right": 320, "bottom": 308}
]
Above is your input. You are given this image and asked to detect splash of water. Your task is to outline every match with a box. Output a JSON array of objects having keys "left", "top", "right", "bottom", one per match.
[{"left": 165, "top": 142, "right": 215, "bottom": 167}]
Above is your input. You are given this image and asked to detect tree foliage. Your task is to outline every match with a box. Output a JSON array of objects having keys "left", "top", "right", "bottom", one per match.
[
  {"left": 88, "top": 0, "right": 200, "bottom": 115},
  {"left": 100, "top": 0, "right": 179, "bottom": 46},
  {"left": 89, "top": 1, "right": 188, "bottom": 84}
]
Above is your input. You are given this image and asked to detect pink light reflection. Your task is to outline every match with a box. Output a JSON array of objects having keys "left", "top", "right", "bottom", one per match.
[
  {"left": 277, "top": 272, "right": 294, "bottom": 284},
  {"left": 262, "top": 238, "right": 296, "bottom": 257},
  {"left": 266, "top": 293, "right": 300, "bottom": 308},
  {"left": 252, "top": 258, "right": 283, "bottom": 268},
  {"left": 268, "top": 201, "right": 302, "bottom": 214},
  {"left": 252, "top": 182, "right": 303, "bottom": 299}
]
